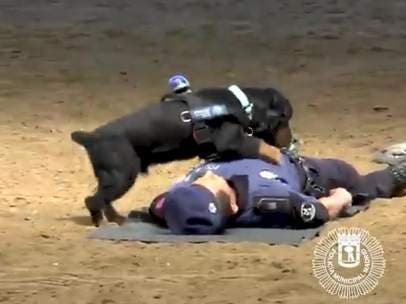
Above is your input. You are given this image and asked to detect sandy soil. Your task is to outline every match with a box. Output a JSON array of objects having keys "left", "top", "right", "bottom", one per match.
[{"left": 1, "top": 1, "right": 406, "bottom": 303}]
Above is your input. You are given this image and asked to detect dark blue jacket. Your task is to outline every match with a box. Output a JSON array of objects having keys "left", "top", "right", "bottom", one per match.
[{"left": 153, "top": 155, "right": 329, "bottom": 234}]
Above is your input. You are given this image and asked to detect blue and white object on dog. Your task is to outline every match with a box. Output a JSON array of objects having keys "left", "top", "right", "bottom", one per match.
[{"left": 168, "top": 74, "right": 192, "bottom": 94}]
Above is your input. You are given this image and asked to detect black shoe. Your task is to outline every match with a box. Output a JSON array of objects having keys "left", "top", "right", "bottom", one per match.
[{"left": 390, "top": 160, "right": 406, "bottom": 196}]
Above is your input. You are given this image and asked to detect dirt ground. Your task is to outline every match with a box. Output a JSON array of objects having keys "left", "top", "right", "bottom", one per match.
[{"left": 1, "top": 1, "right": 406, "bottom": 303}]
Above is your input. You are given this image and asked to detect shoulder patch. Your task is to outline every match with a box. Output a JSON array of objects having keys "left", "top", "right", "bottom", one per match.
[
  {"left": 259, "top": 170, "right": 278, "bottom": 180},
  {"left": 300, "top": 202, "right": 316, "bottom": 222}
]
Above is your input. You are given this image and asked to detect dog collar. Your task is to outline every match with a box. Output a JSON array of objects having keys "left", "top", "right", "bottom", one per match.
[{"left": 228, "top": 85, "right": 253, "bottom": 120}]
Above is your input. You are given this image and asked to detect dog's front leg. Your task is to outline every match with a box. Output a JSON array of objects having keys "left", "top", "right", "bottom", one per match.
[
  {"left": 257, "top": 139, "right": 282, "bottom": 164},
  {"left": 213, "top": 122, "right": 281, "bottom": 164},
  {"left": 273, "top": 122, "right": 293, "bottom": 148}
]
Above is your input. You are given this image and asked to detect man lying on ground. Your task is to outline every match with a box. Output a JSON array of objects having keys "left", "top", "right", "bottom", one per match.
[{"left": 148, "top": 150, "right": 406, "bottom": 234}]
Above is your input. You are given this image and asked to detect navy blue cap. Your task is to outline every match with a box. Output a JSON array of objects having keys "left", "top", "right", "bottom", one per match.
[{"left": 163, "top": 185, "right": 228, "bottom": 234}]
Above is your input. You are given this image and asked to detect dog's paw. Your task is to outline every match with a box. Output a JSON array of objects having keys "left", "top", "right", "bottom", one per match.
[
  {"left": 103, "top": 203, "right": 126, "bottom": 225},
  {"left": 105, "top": 212, "right": 126, "bottom": 226},
  {"left": 89, "top": 210, "right": 104, "bottom": 227},
  {"left": 85, "top": 197, "right": 105, "bottom": 227}
]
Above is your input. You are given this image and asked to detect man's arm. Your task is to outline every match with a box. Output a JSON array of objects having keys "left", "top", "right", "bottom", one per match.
[{"left": 286, "top": 187, "right": 352, "bottom": 228}]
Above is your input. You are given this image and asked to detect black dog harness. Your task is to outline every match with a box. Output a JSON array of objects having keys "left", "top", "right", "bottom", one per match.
[
  {"left": 165, "top": 85, "right": 255, "bottom": 160},
  {"left": 162, "top": 85, "right": 292, "bottom": 160}
]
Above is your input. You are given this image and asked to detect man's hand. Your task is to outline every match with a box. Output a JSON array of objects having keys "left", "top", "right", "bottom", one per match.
[
  {"left": 329, "top": 188, "right": 353, "bottom": 203},
  {"left": 319, "top": 187, "right": 353, "bottom": 219}
]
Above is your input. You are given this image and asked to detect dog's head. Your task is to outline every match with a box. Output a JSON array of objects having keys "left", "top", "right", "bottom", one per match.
[{"left": 245, "top": 88, "right": 293, "bottom": 146}]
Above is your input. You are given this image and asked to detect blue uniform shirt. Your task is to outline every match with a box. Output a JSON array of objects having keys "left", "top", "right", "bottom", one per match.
[{"left": 157, "top": 155, "right": 329, "bottom": 234}]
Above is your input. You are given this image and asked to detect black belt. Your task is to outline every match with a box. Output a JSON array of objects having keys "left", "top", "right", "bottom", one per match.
[
  {"left": 300, "top": 161, "right": 327, "bottom": 198},
  {"left": 281, "top": 149, "right": 327, "bottom": 198}
]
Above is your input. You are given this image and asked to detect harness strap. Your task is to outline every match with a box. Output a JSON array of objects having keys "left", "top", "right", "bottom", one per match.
[
  {"left": 227, "top": 85, "right": 253, "bottom": 120},
  {"left": 192, "top": 121, "right": 218, "bottom": 160}
]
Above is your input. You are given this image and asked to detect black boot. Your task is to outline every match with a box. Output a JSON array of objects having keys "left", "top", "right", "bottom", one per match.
[{"left": 390, "top": 160, "right": 406, "bottom": 196}]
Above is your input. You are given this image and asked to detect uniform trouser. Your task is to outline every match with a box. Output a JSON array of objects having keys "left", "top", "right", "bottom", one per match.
[{"left": 303, "top": 157, "right": 396, "bottom": 199}]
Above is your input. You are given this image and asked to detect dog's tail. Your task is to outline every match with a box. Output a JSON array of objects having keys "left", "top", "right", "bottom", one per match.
[{"left": 71, "top": 131, "right": 96, "bottom": 148}]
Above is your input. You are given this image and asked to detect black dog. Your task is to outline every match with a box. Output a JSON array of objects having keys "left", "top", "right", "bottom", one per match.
[{"left": 71, "top": 86, "right": 293, "bottom": 226}]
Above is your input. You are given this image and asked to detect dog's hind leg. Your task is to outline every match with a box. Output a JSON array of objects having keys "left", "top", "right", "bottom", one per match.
[
  {"left": 72, "top": 131, "right": 141, "bottom": 226},
  {"left": 85, "top": 193, "right": 105, "bottom": 227},
  {"left": 88, "top": 140, "right": 141, "bottom": 226},
  {"left": 100, "top": 166, "right": 139, "bottom": 225},
  {"left": 86, "top": 166, "right": 139, "bottom": 225}
]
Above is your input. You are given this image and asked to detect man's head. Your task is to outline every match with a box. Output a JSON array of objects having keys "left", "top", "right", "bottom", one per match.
[{"left": 160, "top": 171, "right": 238, "bottom": 234}]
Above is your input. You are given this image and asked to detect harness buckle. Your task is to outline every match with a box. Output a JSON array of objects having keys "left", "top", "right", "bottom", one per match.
[
  {"left": 246, "top": 127, "right": 254, "bottom": 136},
  {"left": 180, "top": 111, "right": 192, "bottom": 122}
]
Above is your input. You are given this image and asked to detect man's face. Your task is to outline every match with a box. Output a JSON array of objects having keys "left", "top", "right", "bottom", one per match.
[{"left": 192, "top": 171, "right": 239, "bottom": 215}]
